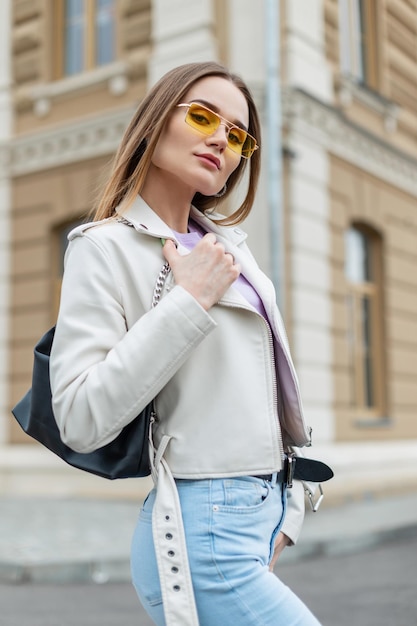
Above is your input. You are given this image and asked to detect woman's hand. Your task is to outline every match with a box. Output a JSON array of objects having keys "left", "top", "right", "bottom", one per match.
[
  {"left": 269, "top": 532, "right": 291, "bottom": 571},
  {"left": 163, "top": 234, "right": 241, "bottom": 311}
]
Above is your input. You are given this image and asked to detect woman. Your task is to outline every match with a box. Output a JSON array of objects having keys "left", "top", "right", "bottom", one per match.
[{"left": 50, "top": 62, "right": 323, "bottom": 626}]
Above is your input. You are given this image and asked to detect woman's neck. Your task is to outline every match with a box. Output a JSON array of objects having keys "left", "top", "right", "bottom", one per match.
[{"left": 141, "top": 169, "right": 194, "bottom": 233}]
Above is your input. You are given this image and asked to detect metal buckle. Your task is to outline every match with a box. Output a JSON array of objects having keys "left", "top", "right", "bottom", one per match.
[
  {"left": 285, "top": 452, "right": 296, "bottom": 489},
  {"left": 305, "top": 483, "right": 324, "bottom": 512}
]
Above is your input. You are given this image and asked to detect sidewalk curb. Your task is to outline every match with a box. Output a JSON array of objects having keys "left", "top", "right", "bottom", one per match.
[
  {"left": 2, "top": 508, "right": 416, "bottom": 584},
  {"left": 279, "top": 521, "right": 417, "bottom": 565},
  {"left": 0, "top": 558, "right": 131, "bottom": 585}
]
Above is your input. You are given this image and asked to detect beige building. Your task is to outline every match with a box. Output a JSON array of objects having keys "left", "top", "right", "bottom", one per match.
[{"left": 1, "top": 0, "right": 417, "bottom": 501}]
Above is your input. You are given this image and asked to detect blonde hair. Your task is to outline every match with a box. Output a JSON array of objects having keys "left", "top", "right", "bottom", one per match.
[{"left": 93, "top": 62, "right": 261, "bottom": 226}]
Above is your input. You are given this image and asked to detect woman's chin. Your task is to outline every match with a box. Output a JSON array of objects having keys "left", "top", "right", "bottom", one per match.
[{"left": 195, "top": 188, "right": 218, "bottom": 199}]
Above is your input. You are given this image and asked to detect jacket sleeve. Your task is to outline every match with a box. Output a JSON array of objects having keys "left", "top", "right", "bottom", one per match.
[{"left": 50, "top": 233, "right": 216, "bottom": 453}]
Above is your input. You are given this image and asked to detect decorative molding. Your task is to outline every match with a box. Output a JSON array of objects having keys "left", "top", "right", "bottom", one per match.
[
  {"left": 4, "top": 106, "right": 135, "bottom": 178},
  {"left": 336, "top": 74, "right": 400, "bottom": 133},
  {"left": 14, "top": 61, "right": 133, "bottom": 115},
  {"left": 30, "top": 62, "right": 130, "bottom": 117},
  {"left": 283, "top": 88, "right": 417, "bottom": 198}
]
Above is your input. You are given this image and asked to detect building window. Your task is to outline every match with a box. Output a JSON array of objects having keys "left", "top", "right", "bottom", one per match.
[
  {"left": 96, "top": 0, "right": 115, "bottom": 66},
  {"left": 345, "top": 225, "right": 385, "bottom": 419},
  {"left": 339, "top": 0, "right": 379, "bottom": 90},
  {"left": 56, "top": 0, "right": 116, "bottom": 77}
]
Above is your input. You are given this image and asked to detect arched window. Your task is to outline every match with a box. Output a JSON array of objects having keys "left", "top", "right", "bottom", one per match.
[{"left": 344, "top": 224, "right": 386, "bottom": 419}]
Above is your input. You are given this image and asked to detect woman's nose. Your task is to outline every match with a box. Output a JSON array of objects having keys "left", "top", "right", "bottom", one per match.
[{"left": 206, "top": 123, "right": 229, "bottom": 149}]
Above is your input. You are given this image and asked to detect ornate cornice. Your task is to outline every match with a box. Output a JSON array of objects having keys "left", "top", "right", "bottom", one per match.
[
  {"left": 282, "top": 88, "right": 417, "bottom": 198},
  {"left": 336, "top": 74, "right": 399, "bottom": 133},
  {"left": 15, "top": 61, "right": 131, "bottom": 116},
  {"left": 2, "top": 86, "right": 417, "bottom": 199},
  {"left": 3, "top": 106, "right": 135, "bottom": 178}
]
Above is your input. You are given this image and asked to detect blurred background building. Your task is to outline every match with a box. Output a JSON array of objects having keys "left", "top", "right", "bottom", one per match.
[{"left": 0, "top": 0, "right": 416, "bottom": 503}]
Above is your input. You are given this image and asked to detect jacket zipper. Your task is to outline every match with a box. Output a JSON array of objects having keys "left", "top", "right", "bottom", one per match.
[
  {"left": 264, "top": 317, "right": 286, "bottom": 463},
  {"left": 267, "top": 305, "right": 312, "bottom": 446},
  {"left": 221, "top": 297, "right": 312, "bottom": 449},
  {"left": 219, "top": 299, "right": 286, "bottom": 467}
]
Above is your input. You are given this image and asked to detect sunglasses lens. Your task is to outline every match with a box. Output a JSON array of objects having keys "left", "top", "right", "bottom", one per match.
[
  {"left": 227, "top": 128, "right": 248, "bottom": 155},
  {"left": 241, "top": 135, "right": 256, "bottom": 158},
  {"left": 186, "top": 104, "right": 219, "bottom": 135},
  {"left": 182, "top": 103, "right": 257, "bottom": 158}
]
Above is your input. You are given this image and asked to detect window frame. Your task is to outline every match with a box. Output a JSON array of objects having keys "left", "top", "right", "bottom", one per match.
[
  {"left": 53, "top": 0, "right": 116, "bottom": 80},
  {"left": 339, "top": 0, "right": 379, "bottom": 90},
  {"left": 345, "top": 223, "right": 386, "bottom": 421}
]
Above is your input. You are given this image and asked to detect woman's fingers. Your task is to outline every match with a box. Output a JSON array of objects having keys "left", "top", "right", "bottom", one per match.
[
  {"left": 163, "top": 235, "right": 240, "bottom": 310},
  {"left": 162, "top": 238, "right": 179, "bottom": 264}
]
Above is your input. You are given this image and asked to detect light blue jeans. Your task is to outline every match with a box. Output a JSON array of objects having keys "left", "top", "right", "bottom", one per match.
[{"left": 131, "top": 477, "right": 321, "bottom": 626}]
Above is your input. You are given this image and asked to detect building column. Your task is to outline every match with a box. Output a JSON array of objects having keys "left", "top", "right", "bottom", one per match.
[
  {"left": 148, "top": 0, "right": 218, "bottom": 85},
  {"left": 225, "top": 0, "right": 270, "bottom": 273},
  {"left": 284, "top": 0, "right": 334, "bottom": 442},
  {"left": 0, "top": 0, "right": 12, "bottom": 445}
]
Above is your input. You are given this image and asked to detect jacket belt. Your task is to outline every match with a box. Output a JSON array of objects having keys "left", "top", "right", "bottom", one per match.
[
  {"left": 150, "top": 433, "right": 200, "bottom": 626},
  {"left": 253, "top": 456, "right": 334, "bottom": 488}
]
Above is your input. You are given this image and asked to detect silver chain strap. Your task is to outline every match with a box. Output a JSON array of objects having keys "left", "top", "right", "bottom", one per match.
[
  {"left": 116, "top": 215, "right": 171, "bottom": 308},
  {"left": 116, "top": 215, "right": 133, "bottom": 227},
  {"left": 152, "top": 262, "right": 171, "bottom": 308}
]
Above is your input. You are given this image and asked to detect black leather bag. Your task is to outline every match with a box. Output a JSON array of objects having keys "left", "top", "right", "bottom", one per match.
[
  {"left": 11, "top": 257, "right": 171, "bottom": 480},
  {"left": 12, "top": 326, "right": 152, "bottom": 479}
]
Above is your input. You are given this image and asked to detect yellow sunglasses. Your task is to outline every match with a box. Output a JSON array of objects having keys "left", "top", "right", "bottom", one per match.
[{"left": 176, "top": 102, "right": 259, "bottom": 159}]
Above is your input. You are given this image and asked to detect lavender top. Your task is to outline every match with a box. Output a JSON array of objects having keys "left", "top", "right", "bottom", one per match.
[{"left": 173, "top": 221, "right": 268, "bottom": 320}]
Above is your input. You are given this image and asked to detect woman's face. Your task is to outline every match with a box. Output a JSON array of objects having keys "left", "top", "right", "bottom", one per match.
[{"left": 150, "top": 76, "right": 250, "bottom": 197}]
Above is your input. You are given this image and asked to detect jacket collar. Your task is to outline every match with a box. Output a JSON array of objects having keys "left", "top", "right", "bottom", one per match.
[
  {"left": 69, "top": 196, "right": 249, "bottom": 249},
  {"left": 123, "top": 196, "right": 281, "bottom": 317},
  {"left": 122, "top": 196, "right": 175, "bottom": 240},
  {"left": 188, "top": 206, "right": 248, "bottom": 247},
  {"left": 123, "top": 196, "right": 278, "bottom": 313},
  {"left": 123, "top": 195, "right": 249, "bottom": 247}
]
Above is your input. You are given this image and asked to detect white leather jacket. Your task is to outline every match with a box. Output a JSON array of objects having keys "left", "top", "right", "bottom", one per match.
[{"left": 50, "top": 195, "right": 312, "bottom": 542}]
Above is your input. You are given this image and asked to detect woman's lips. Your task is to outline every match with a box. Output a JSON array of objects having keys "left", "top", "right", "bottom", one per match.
[{"left": 195, "top": 153, "right": 221, "bottom": 170}]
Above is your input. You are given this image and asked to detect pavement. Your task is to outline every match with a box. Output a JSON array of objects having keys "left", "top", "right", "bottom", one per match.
[{"left": 1, "top": 488, "right": 417, "bottom": 585}]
